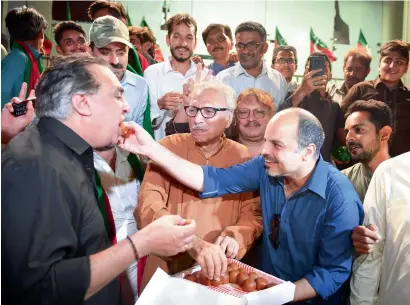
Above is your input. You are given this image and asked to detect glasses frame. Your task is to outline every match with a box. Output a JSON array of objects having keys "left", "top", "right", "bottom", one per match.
[
  {"left": 274, "top": 58, "right": 296, "bottom": 65},
  {"left": 235, "top": 41, "right": 265, "bottom": 51},
  {"left": 269, "top": 214, "right": 281, "bottom": 249},
  {"left": 184, "top": 105, "right": 229, "bottom": 119},
  {"left": 235, "top": 108, "right": 270, "bottom": 119}
]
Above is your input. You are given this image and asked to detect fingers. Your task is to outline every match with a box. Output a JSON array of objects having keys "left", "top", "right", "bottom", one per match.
[
  {"left": 195, "top": 63, "right": 203, "bottom": 83},
  {"left": 18, "top": 82, "right": 28, "bottom": 101},
  {"left": 353, "top": 225, "right": 381, "bottom": 242},
  {"left": 225, "top": 240, "right": 235, "bottom": 258},
  {"left": 219, "top": 237, "right": 230, "bottom": 255},
  {"left": 204, "top": 69, "right": 213, "bottom": 81},
  {"left": 305, "top": 69, "right": 323, "bottom": 78},
  {"left": 28, "top": 89, "right": 36, "bottom": 99},
  {"left": 203, "top": 252, "right": 214, "bottom": 279},
  {"left": 214, "top": 236, "right": 223, "bottom": 246}
]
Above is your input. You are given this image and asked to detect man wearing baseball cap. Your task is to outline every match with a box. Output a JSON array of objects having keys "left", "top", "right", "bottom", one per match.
[
  {"left": 90, "top": 15, "right": 147, "bottom": 128},
  {"left": 89, "top": 15, "right": 148, "bottom": 303}
]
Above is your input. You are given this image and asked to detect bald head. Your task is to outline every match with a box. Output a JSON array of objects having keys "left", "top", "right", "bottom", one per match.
[{"left": 266, "top": 108, "right": 325, "bottom": 158}]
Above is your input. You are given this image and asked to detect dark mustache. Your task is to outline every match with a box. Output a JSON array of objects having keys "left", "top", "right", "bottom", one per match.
[
  {"left": 262, "top": 154, "right": 278, "bottom": 163},
  {"left": 348, "top": 142, "right": 362, "bottom": 149},
  {"left": 240, "top": 54, "right": 253, "bottom": 60},
  {"left": 213, "top": 46, "right": 223, "bottom": 52},
  {"left": 111, "top": 63, "right": 124, "bottom": 69},
  {"left": 244, "top": 121, "right": 261, "bottom": 128},
  {"left": 175, "top": 46, "right": 189, "bottom": 52}
]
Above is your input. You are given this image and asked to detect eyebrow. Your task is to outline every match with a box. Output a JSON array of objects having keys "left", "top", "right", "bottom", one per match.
[
  {"left": 344, "top": 123, "right": 366, "bottom": 132},
  {"left": 115, "top": 86, "right": 124, "bottom": 95},
  {"left": 99, "top": 47, "right": 126, "bottom": 52}
]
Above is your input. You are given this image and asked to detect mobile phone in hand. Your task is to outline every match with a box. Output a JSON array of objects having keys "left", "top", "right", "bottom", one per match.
[
  {"left": 12, "top": 97, "right": 36, "bottom": 117},
  {"left": 309, "top": 56, "right": 326, "bottom": 77}
]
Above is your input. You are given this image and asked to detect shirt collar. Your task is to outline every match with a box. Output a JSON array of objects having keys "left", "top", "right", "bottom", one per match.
[
  {"left": 301, "top": 155, "right": 328, "bottom": 200},
  {"left": 338, "top": 82, "right": 348, "bottom": 95},
  {"left": 120, "top": 70, "right": 137, "bottom": 87},
  {"left": 164, "top": 56, "right": 197, "bottom": 74},
  {"left": 374, "top": 76, "right": 406, "bottom": 90},
  {"left": 27, "top": 44, "right": 41, "bottom": 60},
  {"left": 233, "top": 61, "right": 268, "bottom": 78},
  {"left": 38, "top": 117, "right": 91, "bottom": 155}
]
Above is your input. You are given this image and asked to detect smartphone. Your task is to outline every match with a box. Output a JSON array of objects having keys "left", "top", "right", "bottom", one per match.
[
  {"left": 309, "top": 56, "right": 326, "bottom": 77},
  {"left": 12, "top": 97, "right": 36, "bottom": 117}
]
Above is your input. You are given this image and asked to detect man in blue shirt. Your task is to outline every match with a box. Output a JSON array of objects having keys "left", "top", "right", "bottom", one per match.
[
  {"left": 202, "top": 24, "right": 236, "bottom": 76},
  {"left": 119, "top": 107, "right": 363, "bottom": 304}
]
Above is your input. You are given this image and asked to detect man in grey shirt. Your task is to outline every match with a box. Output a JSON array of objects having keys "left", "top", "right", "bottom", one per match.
[{"left": 342, "top": 99, "right": 392, "bottom": 201}]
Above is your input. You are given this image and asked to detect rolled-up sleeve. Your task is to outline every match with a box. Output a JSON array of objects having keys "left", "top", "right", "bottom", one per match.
[
  {"left": 304, "top": 189, "right": 364, "bottom": 299},
  {"left": 1, "top": 163, "right": 91, "bottom": 305},
  {"left": 200, "top": 155, "right": 263, "bottom": 198}
]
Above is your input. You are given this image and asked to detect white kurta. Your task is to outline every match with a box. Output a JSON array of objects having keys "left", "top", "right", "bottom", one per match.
[
  {"left": 350, "top": 152, "right": 410, "bottom": 305},
  {"left": 94, "top": 147, "right": 140, "bottom": 300}
]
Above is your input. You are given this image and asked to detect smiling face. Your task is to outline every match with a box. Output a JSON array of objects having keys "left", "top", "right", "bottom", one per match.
[
  {"left": 261, "top": 113, "right": 306, "bottom": 177},
  {"left": 272, "top": 50, "right": 297, "bottom": 82},
  {"left": 57, "top": 30, "right": 87, "bottom": 55},
  {"left": 236, "top": 94, "right": 273, "bottom": 142},
  {"left": 379, "top": 51, "right": 409, "bottom": 84},
  {"left": 236, "top": 31, "right": 268, "bottom": 70},
  {"left": 188, "top": 89, "right": 232, "bottom": 145},
  {"left": 166, "top": 23, "right": 196, "bottom": 63},
  {"left": 205, "top": 27, "right": 233, "bottom": 61},
  {"left": 345, "top": 111, "right": 381, "bottom": 163}
]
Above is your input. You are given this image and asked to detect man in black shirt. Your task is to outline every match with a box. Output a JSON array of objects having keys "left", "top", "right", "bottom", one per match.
[{"left": 1, "top": 55, "right": 196, "bottom": 305}]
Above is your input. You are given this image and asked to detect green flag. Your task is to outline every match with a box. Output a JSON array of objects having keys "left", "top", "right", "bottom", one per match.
[
  {"left": 358, "top": 29, "right": 368, "bottom": 48},
  {"left": 126, "top": 6, "right": 132, "bottom": 26},
  {"left": 274, "top": 27, "right": 287, "bottom": 47},
  {"left": 66, "top": 1, "right": 71, "bottom": 21},
  {"left": 140, "top": 17, "right": 149, "bottom": 28}
]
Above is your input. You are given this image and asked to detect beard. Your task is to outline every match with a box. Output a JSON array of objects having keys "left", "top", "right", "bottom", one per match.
[
  {"left": 110, "top": 63, "right": 126, "bottom": 80},
  {"left": 239, "top": 53, "right": 260, "bottom": 70},
  {"left": 348, "top": 137, "right": 381, "bottom": 163},
  {"left": 170, "top": 46, "right": 193, "bottom": 62}
]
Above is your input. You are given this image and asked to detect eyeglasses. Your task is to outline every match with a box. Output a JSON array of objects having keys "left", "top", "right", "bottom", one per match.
[
  {"left": 235, "top": 108, "right": 270, "bottom": 119},
  {"left": 235, "top": 42, "right": 264, "bottom": 51},
  {"left": 269, "top": 214, "right": 281, "bottom": 249},
  {"left": 274, "top": 58, "right": 296, "bottom": 65},
  {"left": 184, "top": 106, "right": 229, "bottom": 118}
]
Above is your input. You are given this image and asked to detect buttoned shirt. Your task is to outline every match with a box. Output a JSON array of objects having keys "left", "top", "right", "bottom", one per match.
[
  {"left": 327, "top": 82, "right": 348, "bottom": 106},
  {"left": 200, "top": 155, "right": 363, "bottom": 304},
  {"left": 208, "top": 61, "right": 236, "bottom": 76},
  {"left": 1, "top": 44, "right": 41, "bottom": 107},
  {"left": 216, "top": 61, "right": 288, "bottom": 109},
  {"left": 1, "top": 117, "right": 119, "bottom": 305},
  {"left": 144, "top": 58, "right": 210, "bottom": 140},
  {"left": 121, "top": 70, "right": 148, "bottom": 127},
  {"left": 94, "top": 147, "right": 140, "bottom": 300},
  {"left": 350, "top": 152, "right": 410, "bottom": 305},
  {"left": 341, "top": 77, "right": 410, "bottom": 157}
]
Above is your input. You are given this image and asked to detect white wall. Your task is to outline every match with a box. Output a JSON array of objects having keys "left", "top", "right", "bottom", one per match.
[{"left": 123, "top": 0, "right": 388, "bottom": 80}]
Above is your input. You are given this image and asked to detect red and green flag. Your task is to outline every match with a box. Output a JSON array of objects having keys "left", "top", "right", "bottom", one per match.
[
  {"left": 274, "top": 26, "right": 287, "bottom": 47},
  {"left": 357, "top": 29, "right": 368, "bottom": 48},
  {"left": 310, "top": 27, "right": 337, "bottom": 61},
  {"left": 140, "top": 17, "right": 165, "bottom": 62}
]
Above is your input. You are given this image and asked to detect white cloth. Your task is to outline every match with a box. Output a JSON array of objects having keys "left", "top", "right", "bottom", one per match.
[
  {"left": 350, "top": 152, "right": 410, "bottom": 305},
  {"left": 93, "top": 147, "right": 141, "bottom": 300},
  {"left": 143, "top": 58, "right": 210, "bottom": 140},
  {"left": 216, "top": 61, "right": 288, "bottom": 109},
  {"left": 121, "top": 70, "right": 148, "bottom": 127}
]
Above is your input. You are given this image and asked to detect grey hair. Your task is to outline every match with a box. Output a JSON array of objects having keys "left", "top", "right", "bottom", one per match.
[
  {"left": 35, "top": 54, "right": 110, "bottom": 120},
  {"left": 296, "top": 110, "right": 325, "bottom": 158},
  {"left": 190, "top": 80, "right": 237, "bottom": 110}
]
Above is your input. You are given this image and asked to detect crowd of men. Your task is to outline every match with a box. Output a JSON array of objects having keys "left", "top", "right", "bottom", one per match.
[{"left": 1, "top": 1, "right": 409, "bottom": 305}]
